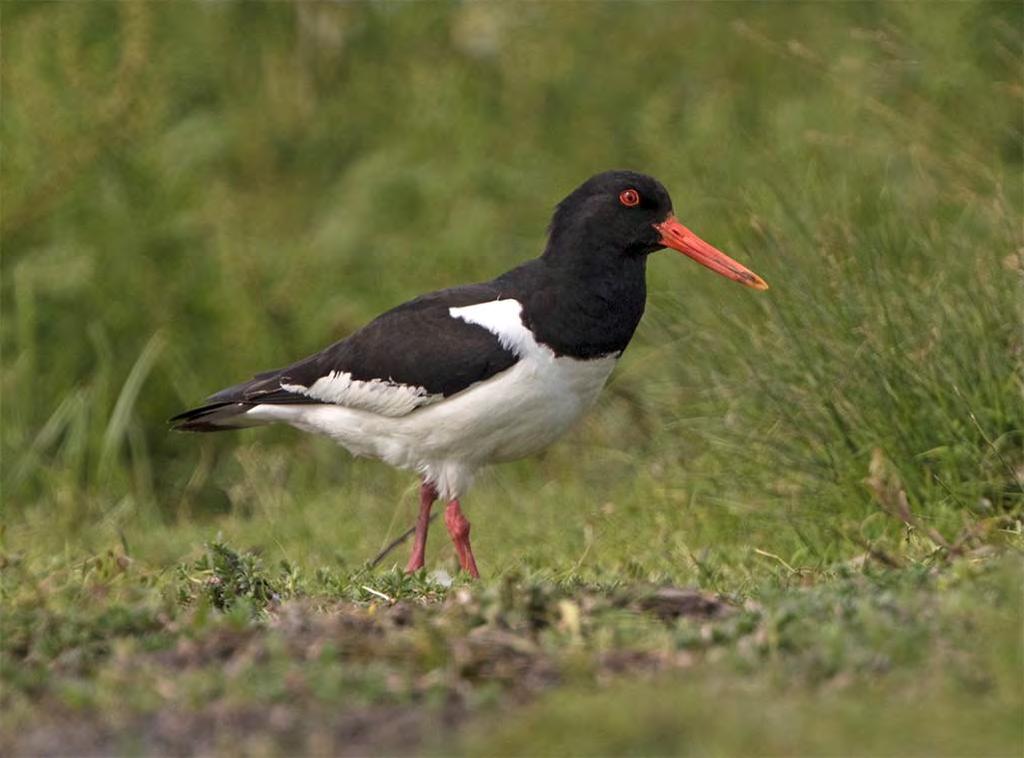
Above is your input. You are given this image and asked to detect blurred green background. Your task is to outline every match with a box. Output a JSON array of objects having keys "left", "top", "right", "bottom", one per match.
[
  {"left": 2, "top": 1, "right": 1022, "bottom": 754},
  {"left": 5, "top": 0, "right": 1020, "bottom": 569}
]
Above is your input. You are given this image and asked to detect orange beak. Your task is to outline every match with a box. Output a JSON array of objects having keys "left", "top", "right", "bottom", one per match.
[{"left": 655, "top": 215, "right": 769, "bottom": 291}]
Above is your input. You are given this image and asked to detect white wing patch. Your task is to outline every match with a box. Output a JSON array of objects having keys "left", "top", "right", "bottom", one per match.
[
  {"left": 449, "top": 299, "right": 536, "bottom": 356},
  {"left": 280, "top": 371, "right": 442, "bottom": 417}
]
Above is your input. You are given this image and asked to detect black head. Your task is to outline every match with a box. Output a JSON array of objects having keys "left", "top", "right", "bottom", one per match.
[
  {"left": 545, "top": 170, "right": 673, "bottom": 260},
  {"left": 544, "top": 169, "right": 769, "bottom": 290}
]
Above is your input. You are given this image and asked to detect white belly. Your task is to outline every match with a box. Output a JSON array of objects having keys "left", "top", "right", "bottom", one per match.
[
  {"left": 433, "top": 350, "right": 618, "bottom": 463},
  {"left": 247, "top": 351, "right": 616, "bottom": 500}
]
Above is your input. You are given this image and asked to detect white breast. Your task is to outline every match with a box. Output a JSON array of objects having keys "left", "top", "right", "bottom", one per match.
[
  {"left": 443, "top": 299, "right": 619, "bottom": 461},
  {"left": 244, "top": 299, "right": 618, "bottom": 500}
]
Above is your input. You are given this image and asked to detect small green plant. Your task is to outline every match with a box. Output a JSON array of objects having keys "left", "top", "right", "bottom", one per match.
[{"left": 178, "top": 541, "right": 280, "bottom": 614}]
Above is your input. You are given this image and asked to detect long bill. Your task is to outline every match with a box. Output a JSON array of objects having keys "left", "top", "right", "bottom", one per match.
[{"left": 654, "top": 215, "right": 769, "bottom": 291}]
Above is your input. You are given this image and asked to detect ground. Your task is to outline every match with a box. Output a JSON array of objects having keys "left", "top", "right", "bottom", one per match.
[
  {"left": 3, "top": 2, "right": 1022, "bottom": 755},
  {"left": 4, "top": 543, "right": 1021, "bottom": 755}
]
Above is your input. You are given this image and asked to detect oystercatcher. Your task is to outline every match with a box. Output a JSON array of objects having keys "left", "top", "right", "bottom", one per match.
[{"left": 171, "top": 170, "right": 767, "bottom": 577}]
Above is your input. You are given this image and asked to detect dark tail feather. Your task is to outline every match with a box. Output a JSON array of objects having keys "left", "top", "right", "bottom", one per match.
[{"left": 169, "top": 402, "right": 251, "bottom": 432}]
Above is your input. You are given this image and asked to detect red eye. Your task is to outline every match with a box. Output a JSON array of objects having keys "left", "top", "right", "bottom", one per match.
[{"left": 619, "top": 189, "right": 640, "bottom": 207}]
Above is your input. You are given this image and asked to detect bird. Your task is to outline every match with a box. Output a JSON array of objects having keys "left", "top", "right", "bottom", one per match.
[{"left": 170, "top": 170, "right": 768, "bottom": 578}]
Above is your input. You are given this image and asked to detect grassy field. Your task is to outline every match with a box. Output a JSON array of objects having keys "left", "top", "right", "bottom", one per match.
[{"left": 3, "top": 2, "right": 1022, "bottom": 755}]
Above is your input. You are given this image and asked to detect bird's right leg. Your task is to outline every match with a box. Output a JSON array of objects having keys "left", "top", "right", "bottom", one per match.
[
  {"left": 444, "top": 499, "right": 480, "bottom": 578},
  {"left": 405, "top": 480, "right": 438, "bottom": 573}
]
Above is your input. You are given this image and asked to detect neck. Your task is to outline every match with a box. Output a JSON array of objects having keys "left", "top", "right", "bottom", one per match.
[{"left": 513, "top": 246, "right": 649, "bottom": 359}]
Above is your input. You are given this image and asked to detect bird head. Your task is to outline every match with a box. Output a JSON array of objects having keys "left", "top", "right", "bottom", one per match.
[{"left": 544, "top": 170, "right": 768, "bottom": 291}]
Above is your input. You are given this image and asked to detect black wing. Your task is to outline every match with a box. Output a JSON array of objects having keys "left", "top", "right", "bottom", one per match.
[{"left": 171, "top": 283, "right": 519, "bottom": 430}]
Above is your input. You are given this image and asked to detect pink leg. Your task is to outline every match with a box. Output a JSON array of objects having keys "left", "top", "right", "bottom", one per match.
[
  {"left": 444, "top": 499, "right": 480, "bottom": 578},
  {"left": 405, "top": 481, "right": 437, "bottom": 573}
]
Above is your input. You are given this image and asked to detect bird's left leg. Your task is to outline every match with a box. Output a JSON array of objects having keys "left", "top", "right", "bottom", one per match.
[
  {"left": 405, "top": 480, "right": 438, "bottom": 573},
  {"left": 444, "top": 499, "right": 480, "bottom": 578}
]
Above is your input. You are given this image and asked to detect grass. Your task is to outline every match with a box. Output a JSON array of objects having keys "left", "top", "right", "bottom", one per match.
[
  {"left": 465, "top": 560, "right": 1022, "bottom": 757},
  {"left": 2, "top": 1, "right": 1023, "bottom": 755},
  {"left": 4, "top": 542, "right": 1021, "bottom": 755}
]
